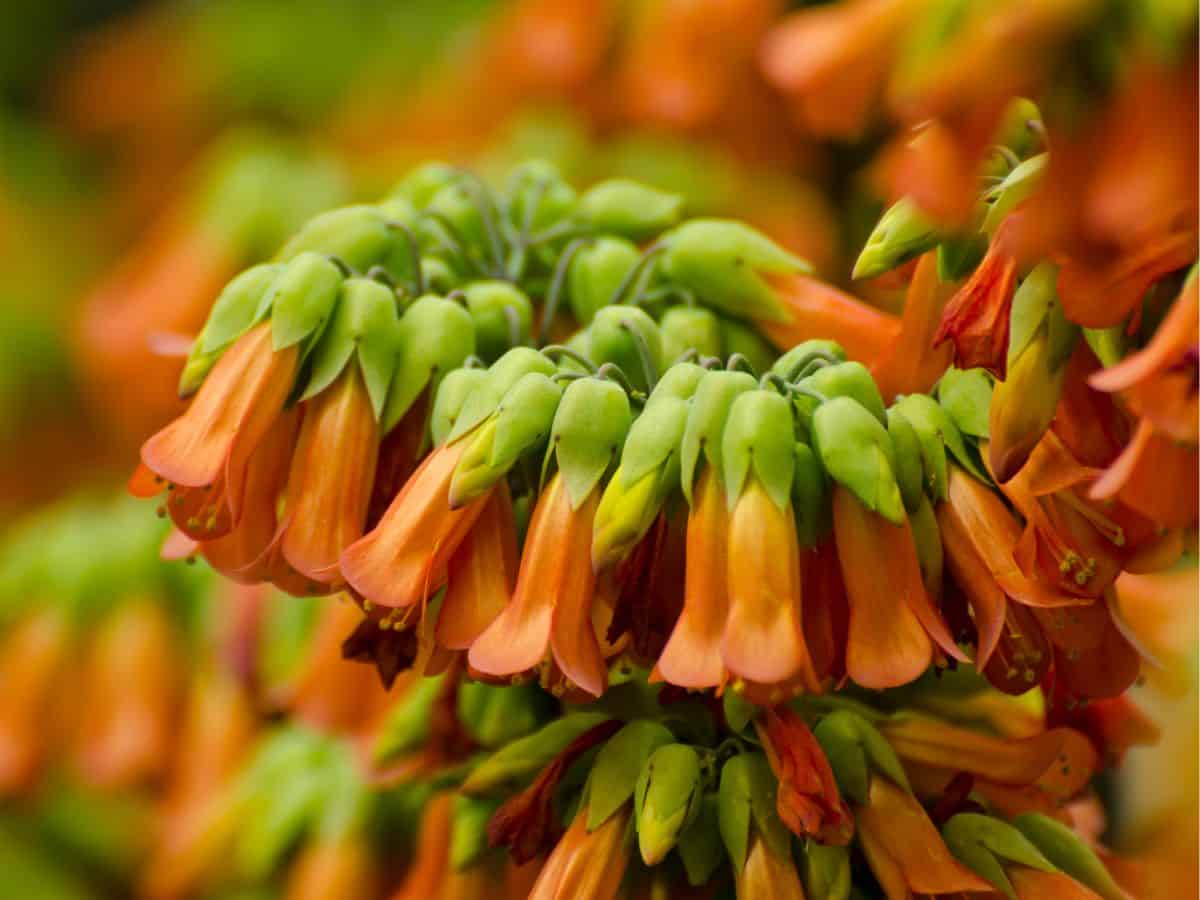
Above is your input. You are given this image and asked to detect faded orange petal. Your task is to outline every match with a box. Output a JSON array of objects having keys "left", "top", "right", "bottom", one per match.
[
  {"left": 530, "top": 805, "right": 629, "bottom": 900},
  {"left": 388, "top": 793, "right": 452, "bottom": 900},
  {"left": 548, "top": 485, "right": 608, "bottom": 698},
  {"left": 762, "top": 273, "right": 901, "bottom": 365},
  {"left": 1090, "top": 419, "right": 1199, "bottom": 530},
  {"left": 737, "top": 832, "right": 807, "bottom": 900}
]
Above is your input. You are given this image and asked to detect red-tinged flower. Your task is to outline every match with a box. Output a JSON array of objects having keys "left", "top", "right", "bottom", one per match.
[
  {"left": 341, "top": 439, "right": 493, "bottom": 610},
  {"left": 655, "top": 467, "right": 731, "bottom": 691},
  {"left": 283, "top": 834, "right": 378, "bottom": 900},
  {"left": 736, "top": 832, "right": 807, "bottom": 900},
  {"left": 1044, "top": 594, "right": 1143, "bottom": 706},
  {"left": 1089, "top": 418, "right": 1199, "bottom": 530},
  {"left": 1051, "top": 345, "right": 1131, "bottom": 470},
  {"left": 854, "top": 776, "right": 993, "bottom": 897},
  {"left": 882, "top": 117, "right": 986, "bottom": 229},
  {"left": 872, "top": 251, "right": 955, "bottom": 403},
  {"left": 0, "top": 608, "right": 69, "bottom": 794},
  {"left": 799, "top": 539, "right": 849, "bottom": 684},
  {"left": 833, "top": 486, "right": 966, "bottom": 690},
  {"left": 981, "top": 600, "right": 1053, "bottom": 696},
  {"left": 933, "top": 214, "right": 1024, "bottom": 376},
  {"left": 488, "top": 719, "right": 622, "bottom": 864},
  {"left": 1090, "top": 277, "right": 1198, "bottom": 443},
  {"left": 607, "top": 510, "right": 686, "bottom": 666},
  {"left": 469, "top": 473, "right": 610, "bottom": 698},
  {"left": 136, "top": 322, "right": 300, "bottom": 541},
  {"left": 755, "top": 707, "right": 852, "bottom": 844},
  {"left": 760, "top": 273, "right": 900, "bottom": 367},
  {"left": 73, "top": 599, "right": 177, "bottom": 790},
  {"left": 528, "top": 804, "right": 631, "bottom": 900},
  {"left": 760, "top": 0, "right": 919, "bottom": 140}
]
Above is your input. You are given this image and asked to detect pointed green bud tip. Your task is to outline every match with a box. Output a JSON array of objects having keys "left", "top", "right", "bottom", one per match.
[
  {"left": 680, "top": 369, "right": 757, "bottom": 502},
  {"left": 551, "top": 376, "right": 633, "bottom": 508},
  {"left": 390, "top": 162, "right": 460, "bottom": 209},
  {"left": 430, "top": 366, "right": 487, "bottom": 447},
  {"left": 269, "top": 251, "right": 344, "bottom": 351},
  {"left": 449, "top": 417, "right": 501, "bottom": 509},
  {"left": 812, "top": 397, "right": 905, "bottom": 525},
  {"left": 887, "top": 407, "right": 926, "bottom": 513},
  {"left": 449, "top": 347, "right": 557, "bottom": 443},
  {"left": 505, "top": 159, "right": 576, "bottom": 235},
  {"left": 797, "top": 361, "right": 886, "bottom": 424},
  {"left": 661, "top": 218, "right": 810, "bottom": 322},
  {"left": 577, "top": 178, "right": 684, "bottom": 240},
  {"left": 982, "top": 153, "right": 1047, "bottom": 236},
  {"left": 277, "top": 204, "right": 393, "bottom": 271},
  {"left": 636, "top": 744, "right": 704, "bottom": 865},
  {"left": 200, "top": 262, "right": 283, "bottom": 355},
  {"left": 568, "top": 237, "right": 641, "bottom": 326},
  {"left": 853, "top": 197, "right": 941, "bottom": 281},
  {"left": 178, "top": 344, "right": 222, "bottom": 398},
  {"left": 942, "top": 813, "right": 1056, "bottom": 900},
  {"left": 385, "top": 294, "right": 476, "bottom": 434},
  {"left": 1012, "top": 813, "right": 1128, "bottom": 900},
  {"left": 462, "top": 281, "right": 533, "bottom": 364}
]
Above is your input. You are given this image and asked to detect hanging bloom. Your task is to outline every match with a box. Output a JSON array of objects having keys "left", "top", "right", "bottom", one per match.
[
  {"left": 528, "top": 804, "right": 631, "bottom": 900},
  {"left": 736, "top": 832, "right": 806, "bottom": 900},
  {"left": 755, "top": 707, "right": 853, "bottom": 845},
  {"left": 1089, "top": 419, "right": 1199, "bottom": 530},
  {"left": 760, "top": 274, "right": 900, "bottom": 367}
]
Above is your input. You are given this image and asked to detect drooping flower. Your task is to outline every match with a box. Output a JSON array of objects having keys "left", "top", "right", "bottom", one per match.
[
  {"left": 761, "top": 273, "right": 900, "bottom": 367},
  {"left": 872, "top": 251, "right": 955, "bottom": 402},
  {"left": 528, "top": 804, "right": 631, "bottom": 900},
  {"left": 1089, "top": 418, "right": 1199, "bottom": 530},
  {"left": 736, "top": 832, "right": 807, "bottom": 900}
]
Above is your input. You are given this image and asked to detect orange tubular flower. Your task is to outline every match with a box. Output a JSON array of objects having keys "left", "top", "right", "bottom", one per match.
[
  {"left": 1089, "top": 418, "right": 1199, "bottom": 530},
  {"left": 760, "top": 0, "right": 921, "bottom": 140},
  {"left": 756, "top": 707, "right": 852, "bottom": 844},
  {"left": 833, "top": 486, "right": 967, "bottom": 690},
  {"left": 1007, "top": 868, "right": 1105, "bottom": 900},
  {"left": 284, "top": 835, "right": 378, "bottom": 900},
  {"left": 855, "top": 776, "right": 993, "bottom": 898},
  {"left": 934, "top": 214, "right": 1024, "bottom": 377},
  {"left": 872, "top": 252, "right": 955, "bottom": 402},
  {"left": 469, "top": 473, "right": 609, "bottom": 698},
  {"left": 761, "top": 274, "right": 901, "bottom": 366},
  {"left": 0, "top": 608, "right": 69, "bottom": 794},
  {"left": 737, "top": 832, "right": 806, "bottom": 900},
  {"left": 136, "top": 322, "right": 300, "bottom": 542},
  {"left": 656, "top": 468, "right": 731, "bottom": 690},
  {"left": 528, "top": 805, "right": 631, "bottom": 900},
  {"left": 341, "top": 439, "right": 492, "bottom": 610}
]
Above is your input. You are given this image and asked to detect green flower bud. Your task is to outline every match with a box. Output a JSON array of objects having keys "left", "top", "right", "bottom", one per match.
[
  {"left": 568, "top": 237, "right": 640, "bottom": 325},
  {"left": 910, "top": 495, "right": 944, "bottom": 597},
  {"left": 277, "top": 205, "right": 393, "bottom": 271},
  {"left": 660, "top": 219, "right": 810, "bottom": 322},
  {"left": 678, "top": 794, "right": 724, "bottom": 887},
  {"left": 384, "top": 294, "right": 476, "bottom": 433},
  {"left": 372, "top": 676, "right": 444, "bottom": 765},
  {"left": 450, "top": 795, "right": 502, "bottom": 870},
  {"left": 268, "top": 251, "right": 344, "bottom": 351},
  {"left": 424, "top": 181, "right": 489, "bottom": 260},
  {"left": 635, "top": 744, "right": 703, "bottom": 865},
  {"left": 1012, "top": 814, "right": 1126, "bottom": 900},
  {"left": 302, "top": 277, "right": 403, "bottom": 418},
  {"left": 645, "top": 360, "right": 706, "bottom": 404},
  {"left": 793, "top": 442, "right": 832, "bottom": 548},
  {"left": 587, "top": 305, "right": 663, "bottom": 395},
  {"left": 549, "top": 376, "right": 633, "bottom": 508},
  {"left": 887, "top": 407, "right": 926, "bottom": 513},
  {"left": 199, "top": 263, "right": 283, "bottom": 356},
  {"left": 506, "top": 159, "right": 577, "bottom": 235},
  {"left": 462, "top": 281, "right": 533, "bottom": 363},
  {"left": 936, "top": 368, "right": 993, "bottom": 482},
  {"left": 720, "top": 316, "right": 777, "bottom": 374},
  {"left": 718, "top": 752, "right": 789, "bottom": 873},
  {"left": 989, "top": 98, "right": 1043, "bottom": 165},
  {"left": 982, "top": 153, "right": 1047, "bottom": 236},
  {"left": 585, "top": 721, "right": 674, "bottom": 830},
  {"left": 853, "top": 197, "right": 941, "bottom": 281},
  {"left": 461, "top": 712, "right": 612, "bottom": 795},
  {"left": 457, "top": 681, "right": 554, "bottom": 750},
  {"left": 661, "top": 306, "right": 723, "bottom": 363},
  {"left": 448, "top": 347, "right": 556, "bottom": 443},
  {"left": 812, "top": 397, "right": 905, "bottom": 525},
  {"left": 389, "top": 162, "right": 461, "bottom": 209},
  {"left": 804, "top": 839, "right": 852, "bottom": 900},
  {"left": 421, "top": 255, "right": 459, "bottom": 294},
  {"left": 942, "top": 813, "right": 1056, "bottom": 900},
  {"left": 430, "top": 367, "right": 488, "bottom": 447},
  {"left": 723, "top": 390, "right": 796, "bottom": 510},
  {"left": 812, "top": 709, "right": 909, "bottom": 806},
  {"left": 680, "top": 369, "right": 757, "bottom": 502},
  {"left": 577, "top": 178, "right": 684, "bottom": 240},
  {"left": 889, "top": 395, "right": 954, "bottom": 502},
  {"left": 771, "top": 340, "right": 847, "bottom": 381},
  {"left": 796, "top": 361, "right": 886, "bottom": 426},
  {"left": 450, "top": 372, "right": 562, "bottom": 507}
]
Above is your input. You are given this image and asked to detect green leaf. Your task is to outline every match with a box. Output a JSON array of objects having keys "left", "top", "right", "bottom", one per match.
[
  {"left": 384, "top": 295, "right": 476, "bottom": 433},
  {"left": 937, "top": 368, "right": 993, "bottom": 439},
  {"left": 1013, "top": 813, "right": 1127, "bottom": 900},
  {"left": 460, "top": 713, "right": 611, "bottom": 795}
]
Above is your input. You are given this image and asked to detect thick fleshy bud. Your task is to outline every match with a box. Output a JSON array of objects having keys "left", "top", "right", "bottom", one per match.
[
  {"left": 449, "top": 372, "right": 562, "bottom": 506},
  {"left": 723, "top": 390, "right": 796, "bottom": 510},
  {"left": 584, "top": 721, "right": 674, "bottom": 830},
  {"left": 568, "top": 238, "right": 641, "bottom": 325},
  {"left": 587, "top": 306, "right": 663, "bottom": 394},
  {"left": 795, "top": 361, "right": 887, "bottom": 426},
  {"left": 771, "top": 339, "right": 847, "bottom": 381},
  {"left": 635, "top": 744, "right": 703, "bottom": 865},
  {"left": 277, "top": 205, "right": 394, "bottom": 271},
  {"left": 424, "top": 181, "right": 490, "bottom": 264},
  {"left": 462, "top": 281, "right": 533, "bottom": 363},
  {"left": 447, "top": 347, "right": 557, "bottom": 443},
  {"left": 981, "top": 153, "right": 1047, "bottom": 235},
  {"left": 460, "top": 712, "right": 611, "bottom": 795},
  {"left": 718, "top": 752, "right": 790, "bottom": 874},
  {"left": 577, "top": 179, "right": 684, "bottom": 240},
  {"left": 1012, "top": 813, "right": 1127, "bottom": 900},
  {"left": 661, "top": 306, "right": 723, "bottom": 363},
  {"left": 720, "top": 316, "right": 778, "bottom": 374},
  {"left": 889, "top": 395, "right": 955, "bottom": 501},
  {"left": 941, "top": 813, "right": 1056, "bottom": 900},
  {"left": 803, "top": 840, "right": 852, "bottom": 900},
  {"left": 384, "top": 294, "right": 476, "bottom": 433},
  {"left": 660, "top": 219, "right": 810, "bottom": 322},
  {"left": 389, "top": 162, "right": 460, "bottom": 209},
  {"left": 936, "top": 367, "right": 994, "bottom": 481},
  {"left": 430, "top": 367, "right": 488, "bottom": 447},
  {"left": 812, "top": 397, "right": 905, "bottom": 525},
  {"left": 812, "top": 710, "right": 909, "bottom": 806},
  {"left": 853, "top": 197, "right": 942, "bottom": 280},
  {"left": 549, "top": 377, "right": 633, "bottom": 508},
  {"left": 268, "top": 252, "right": 344, "bottom": 351},
  {"left": 680, "top": 369, "right": 758, "bottom": 502},
  {"left": 887, "top": 407, "right": 926, "bottom": 513},
  {"left": 505, "top": 160, "right": 576, "bottom": 236}
]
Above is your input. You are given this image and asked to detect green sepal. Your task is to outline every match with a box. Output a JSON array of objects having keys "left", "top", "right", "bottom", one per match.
[
  {"left": 460, "top": 712, "right": 611, "bottom": 795},
  {"left": 942, "top": 813, "right": 1056, "bottom": 900},
  {"left": 430, "top": 367, "right": 488, "bottom": 447},
  {"left": 647, "top": 360, "right": 707, "bottom": 404},
  {"left": 890, "top": 394, "right": 954, "bottom": 501},
  {"left": 269, "top": 252, "right": 344, "bottom": 352},
  {"left": 585, "top": 720, "right": 674, "bottom": 831},
  {"left": 577, "top": 178, "right": 684, "bottom": 240},
  {"left": 812, "top": 397, "right": 905, "bottom": 526},
  {"left": 178, "top": 345, "right": 225, "bottom": 398},
  {"left": 457, "top": 681, "right": 554, "bottom": 750},
  {"left": 718, "top": 752, "right": 789, "bottom": 873},
  {"left": 804, "top": 839, "right": 852, "bottom": 900},
  {"left": 587, "top": 306, "right": 663, "bottom": 395},
  {"left": 1007, "top": 262, "right": 1077, "bottom": 372},
  {"left": 937, "top": 368, "right": 993, "bottom": 439},
  {"left": 719, "top": 316, "right": 777, "bottom": 374},
  {"left": 853, "top": 197, "right": 942, "bottom": 280},
  {"left": 550, "top": 377, "right": 633, "bottom": 508},
  {"left": 462, "top": 281, "right": 533, "bottom": 364},
  {"left": 201, "top": 263, "right": 283, "bottom": 354},
  {"left": 982, "top": 153, "right": 1047, "bottom": 236},
  {"left": 425, "top": 181, "right": 488, "bottom": 260},
  {"left": 449, "top": 347, "right": 557, "bottom": 443},
  {"left": 620, "top": 397, "right": 690, "bottom": 487},
  {"left": 680, "top": 370, "right": 757, "bottom": 503},
  {"left": 661, "top": 305, "right": 723, "bottom": 363},
  {"left": 887, "top": 407, "right": 926, "bottom": 513},
  {"left": 635, "top": 744, "right": 703, "bottom": 865},
  {"left": 795, "top": 361, "right": 886, "bottom": 426},
  {"left": 771, "top": 340, "right": 847, "bottom": 381},
  {"left": 660, "top": 219, "right": 810, "bottom": 322},
  {"left": 793, "top": 443, "right": 832, "bottom": 548},
  {"left": 722, "top": 389, "right": 796, "bottom": 510},
  {"left": 723, "top": 692, "right": 758, "bottom": 735},
  {"left": 371, "top": 675, "right": 443, "bottom": 765},
  {"left": 277, "top": 205, "right": 393, "bottom": 271},
  {"left": 1012, "top": 813, "right": 1127, "bottom": 900},
  {"left": 813, "top": 710, "right": 909, "bottom": 806},
  {"left": 389, "top": 162, "right": 460, "bottom": 210},
  {"left": 678, "top": 794, "right": 724, "bottom": 887},
  {"left": 568, "top": 237, "right": 641, "bottom": 326},
  {"left": 384, "top": 294, "right": 476, "bottom": 434},
  {"left": 450, "top": 794, "right": 503, "bottom": 870}
]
